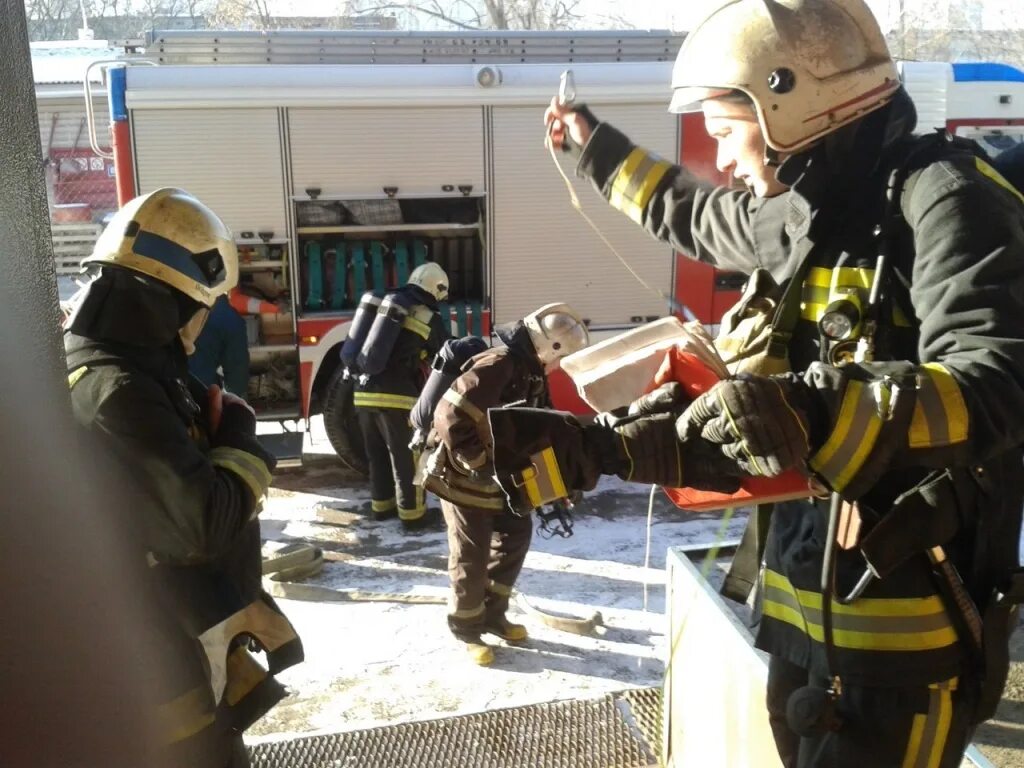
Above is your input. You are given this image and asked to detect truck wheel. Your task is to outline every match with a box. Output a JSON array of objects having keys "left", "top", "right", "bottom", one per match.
[{"left": 322, "top": 368, "right": 368, "bottom": 476}]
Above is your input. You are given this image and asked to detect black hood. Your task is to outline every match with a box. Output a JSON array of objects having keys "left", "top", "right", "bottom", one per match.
[
  {"left": 404, "top": 283, "right": 439, "bottom": 310},
  {"left": 66, "top": 266, "right": 200, "bottom": 350},
  {"left": 777, "top": 87, "right": 919, "bottom": 203},
  {"left": 494, "top": 320, "right": 545, "bottom": 376}
]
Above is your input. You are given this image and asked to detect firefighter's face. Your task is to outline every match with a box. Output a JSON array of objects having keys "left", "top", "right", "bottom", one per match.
[{"left": 702, "top": 98, "right": 788, "bottom": 198}]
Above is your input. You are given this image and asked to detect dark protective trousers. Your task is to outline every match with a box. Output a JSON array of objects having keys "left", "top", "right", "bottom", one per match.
[
  {"left": 766, "top": 656, "right": 979, "bottom": 768},
  {"left": 357, "top": 408, "right": 425, "bottom": 521},
  {"left": 440, "top": 499, "right": 533, "bottom": 640}
]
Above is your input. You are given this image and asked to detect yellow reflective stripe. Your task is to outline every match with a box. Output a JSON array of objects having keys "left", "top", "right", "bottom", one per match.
[
  {"left": 540, "top": 446, "right": 568, "bottom": 499},
  {"left": 522, "top": 446, "right": 567, "bottom": 507},
  {"left": 210, "top": 446, "right": 272, "bottom": 501},
  {"left": 353, "top": 391, "right": 417, "bottom": 410},
  {"left": 372, "top": 498, "right": 396, "bottom": 512},
  {"left": 224, "top": 646, "right": 267, "bottom": 707},
  {"left": 67, "top": 366, "right": 89, "bottom": 389},
  {"left": 901, "top": 678, "right": 958, "bottom": 768},
  {"left": 976, "top": 157, "right": 1024, "bottom": 204},
  {"left": 799, "top": 266, "right": 912, "bottom": 327},
  {"left": 442, "top": 389, "right": 485, "bottom": 423},
  {"left": 399, "top": 504, "right": 426, "bottom": 521},
  {"left": 435, "top": 482, "right": 506, "bottom": 510},
  {"left": 809, "top": 380, "right": 882, "bottom": 491},
  {"left": 402, "top": 315, "right": 431, "bottom": 339},
  {"left": 157, "top": 686, "right": 215, "bottom": 745},
  {"left": 523, "top": 465, "right": 542, "bottom": 507},
  {"left": 909, "top": 364, "right": 969, "bottom": 448},
  {"left": 451, "top": 603, "right": 486, "bottom": 620},
  {"left": 609, "top": 147, "right": 671, "bottom": 224},
  {"left": 762, "top": 570, "right": 958, "bottom": 652},
  {"left": 488, "top": 580, "right": 513, "bottom": 597}
]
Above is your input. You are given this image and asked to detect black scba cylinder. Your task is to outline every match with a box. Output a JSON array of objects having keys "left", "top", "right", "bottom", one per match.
[
  {"left": 411, "top": 336, "right": 488, "bottom": 433},
  {"left": 357, "top": 291, "right": 414, "bottom": 377},
  {"left": 340, "top": 291, "right": 383, "bottom": 372}
]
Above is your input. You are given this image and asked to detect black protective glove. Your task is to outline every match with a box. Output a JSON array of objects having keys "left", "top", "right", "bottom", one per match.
[
  {"left": 676, "top": 373, "right": 817, "bottom": 478},
  {"left": 607, "top": 411, "right": 742, "bottom": 492},
  {"left": 212, "top": 400, "right": 277, "bottom": 472},
  {"left": 595, "top": 382, "right": 689, "bottom": 429},
  {"left": 488, "top": 407, "right": 742, "bottom": 515}
]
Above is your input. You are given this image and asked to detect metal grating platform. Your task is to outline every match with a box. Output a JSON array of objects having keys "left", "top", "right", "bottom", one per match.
[{"left": 249, "top": 688, "right": 661, "bottom": 768}]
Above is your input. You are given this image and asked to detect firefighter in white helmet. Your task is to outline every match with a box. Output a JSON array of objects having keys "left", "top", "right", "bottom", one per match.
[
  {"left": 543, "top": 0, "right": 1024, "bottom": 763},
  {"left": 422, "top": 303, "right": 589, "bottom": 665},
  {"left": 347, "top": 261, "right": 451, "bottom": 530},
  {"left": 64, "top": 188, "right": 301, "bottom": 767}
]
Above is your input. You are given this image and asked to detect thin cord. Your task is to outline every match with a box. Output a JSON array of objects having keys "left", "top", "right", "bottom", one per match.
[
  {"left": 643, "top": 483, "right": 657, "bottom": 612},
  {"left": 545, "top": 135, "right": 696, "bottom": 322}
]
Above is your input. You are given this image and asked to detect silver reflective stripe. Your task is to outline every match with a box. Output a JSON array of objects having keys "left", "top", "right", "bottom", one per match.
[{"left": 443, "top": 389, "right": 485, "bottom": 423}]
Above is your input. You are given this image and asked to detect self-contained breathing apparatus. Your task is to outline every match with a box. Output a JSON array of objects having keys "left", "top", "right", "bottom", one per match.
[
  {"left": 339, "top": 290, "right": 383, "bottom": 377},
  {"left": 355, "top": 289, "right": 431, "bottom": 380}
]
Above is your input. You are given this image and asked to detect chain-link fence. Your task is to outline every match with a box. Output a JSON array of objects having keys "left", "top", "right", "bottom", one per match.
[{"left": 36, "top": 97, "right": 116, "bottom": 278}]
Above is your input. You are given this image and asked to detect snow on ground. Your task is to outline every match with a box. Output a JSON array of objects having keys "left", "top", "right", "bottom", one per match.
[{"left": 247, "top": 419, "right": 746, "bottom": 743}]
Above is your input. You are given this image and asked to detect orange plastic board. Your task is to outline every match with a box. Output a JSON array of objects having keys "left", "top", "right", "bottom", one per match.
[{"left": 648, "top": 347, "right": 813, "bottom": 512}]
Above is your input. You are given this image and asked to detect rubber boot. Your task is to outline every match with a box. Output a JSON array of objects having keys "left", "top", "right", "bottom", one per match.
[
  {"left": 484, "top": 615, "right": 528, "bottom": 643},
  {"left": 459, "top": 635, "right": 495, "bottom": 666}
]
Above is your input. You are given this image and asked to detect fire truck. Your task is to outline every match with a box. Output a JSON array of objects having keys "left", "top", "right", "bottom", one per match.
[{"left": 90, "top": 30, "right": 1024, "bottom": 467}]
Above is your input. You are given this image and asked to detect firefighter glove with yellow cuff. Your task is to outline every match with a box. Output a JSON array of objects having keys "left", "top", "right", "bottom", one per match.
[
  {"left": 211, "top": 400, "right": 277, "bottom": 476},
  {"left": 488, "top": 407, "right": 741, "bottom": 515},
  {"left": 677, "top": 373, "right": 820, "bottom": 478}
]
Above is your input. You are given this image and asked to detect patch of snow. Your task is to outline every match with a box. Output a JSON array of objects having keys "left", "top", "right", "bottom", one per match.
[{"left": 251, "top": 472, "right": 746, "bottom": 743}]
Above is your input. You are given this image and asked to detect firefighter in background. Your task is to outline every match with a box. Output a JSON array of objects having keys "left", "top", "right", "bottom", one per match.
[
  {"left": 189, "top": 293, "right": 250, "bottom": 395},
  {"left": 542, "top": 0, "right": 1024, "bottom": 764},
  {"left": 63, "top": 188, "right": 302, "bottom": 767},
  {"left": 348, "top": 262, "right": 450, "bottom": 529},
  {"left": 421, "top": 303, "right": 589, "bottom": 665}
]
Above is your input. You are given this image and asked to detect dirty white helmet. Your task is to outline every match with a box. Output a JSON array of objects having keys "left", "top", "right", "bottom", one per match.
[
  {"left": 408, "top": 262, "right": 449, "bottom": 301},
  {"left": 668, "top": 0, "right": 900, "bottom": 153},
  {"left": 524, "top": 303, "right": 590, "bottom": 368},
  {"left": 84, "top": 188, "right": 238, "bottom": 307}
]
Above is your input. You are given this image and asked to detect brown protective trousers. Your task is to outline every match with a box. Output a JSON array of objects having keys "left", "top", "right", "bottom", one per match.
[{"left": 440, "top": 498, "right": 533, "bottom": 640}]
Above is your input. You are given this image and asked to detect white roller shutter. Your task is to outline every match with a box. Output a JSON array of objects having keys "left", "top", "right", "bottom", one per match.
[
  {"left": 132, "top": 108, "right": 286, "bottom": 237},
  {"left": 288, "top": 107, "right": 484, "bottom": 197},
  {"left": 491, "top": 103, "right": 676, "bottom": 327}
]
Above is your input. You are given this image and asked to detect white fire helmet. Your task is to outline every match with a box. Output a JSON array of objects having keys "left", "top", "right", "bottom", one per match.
[
  {"left": 408, "top": 262, "right": 450, "bottom": 301},
  {"left": 668, "top": 0, "right": 900, "bottom": 153},
  {"left": 524, "top": 303, "right": 590, "bottom": 369},
  {"left": 84, "top": 188, "right": 238, "bottom": 307}
]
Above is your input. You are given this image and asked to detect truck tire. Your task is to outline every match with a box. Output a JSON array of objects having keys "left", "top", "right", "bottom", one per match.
[{"left": 322, "top": 367, "right": 368, "bottom": 476}]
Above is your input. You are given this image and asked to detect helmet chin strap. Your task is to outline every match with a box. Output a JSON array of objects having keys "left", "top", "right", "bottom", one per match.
[{"left": 763, "top": 145, "right": 782, "bottom": 168}]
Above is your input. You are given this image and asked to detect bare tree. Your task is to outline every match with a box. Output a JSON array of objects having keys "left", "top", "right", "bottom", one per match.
[
  {"left": 886, "top": 0, "right": 1024, "bottom": 67},
  {"left": 342, "top": 0, "right": 582, "bottom": 30},
  {"left": 209, "top": 0, "right": 273, "bottom": 29}
]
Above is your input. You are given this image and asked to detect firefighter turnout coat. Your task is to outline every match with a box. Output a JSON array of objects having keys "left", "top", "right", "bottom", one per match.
[
  {"left": 66, "top": 333, "right": 302, "bottom": 767},
  {"left": 575, "top": 92, "right": 1024, "bottom": 692}
]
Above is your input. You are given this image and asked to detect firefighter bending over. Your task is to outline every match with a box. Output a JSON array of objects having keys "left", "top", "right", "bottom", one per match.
[
  {"left": 534, "top": 0, "right": 1024, "bottom": 764},
  {"left": 64, "top": 188, "right": 302, "bottom": 767},
  {"left": 341, "top": 263, "right": 450, "bottom": 529},
  {"left": 418, "top": 304, "right": 590, "bottom": 665}
]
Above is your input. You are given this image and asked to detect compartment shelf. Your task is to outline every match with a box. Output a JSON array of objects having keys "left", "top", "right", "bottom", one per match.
[
  {"left": 297, "top": 223, "right": 480, "bottom": 235},
  {"left": 250, "top": 343, "right": 297, "bottom": 354},
  {"left": 240, "top": 260, "right": 286, "bottom": 270}
]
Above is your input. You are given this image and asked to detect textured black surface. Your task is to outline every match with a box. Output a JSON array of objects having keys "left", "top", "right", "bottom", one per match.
[
  {"left": 0, "top": 1, "right": 64, "bottom": 383},
  {"left": 250, "top": 688, "right": 661, "bottom": 768}
]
